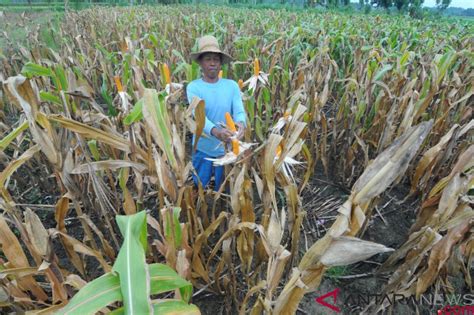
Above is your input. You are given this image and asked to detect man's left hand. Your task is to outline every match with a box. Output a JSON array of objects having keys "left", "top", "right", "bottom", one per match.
[{"left": 235, "top": 122, "right": 245, "bottom": 140}]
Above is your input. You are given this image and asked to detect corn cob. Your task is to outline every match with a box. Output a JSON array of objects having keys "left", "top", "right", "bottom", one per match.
[
  {"left": 254, "top": 58, "right": 260, "bottom": 76},
  {"left": 225, "top": 112, "right": 239, "bottom": 155},
  {"left": 114, "top": 76, "right": 123, "bottom": 92},
  {"left": 162, "top": 63, "right": 171, "bottom": 85},
  {"left": 238, "top": 79, "right": 244, "bottom": 91}
]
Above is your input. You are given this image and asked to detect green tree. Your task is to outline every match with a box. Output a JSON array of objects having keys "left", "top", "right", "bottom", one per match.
[
  {"left": 394, "top": 0, "right": 405, "bottom": 10},
  {"left": 436, "top": 0, "right": 451, "bottom": 10},
  {"left": 408, "top": 0, "right": 424, "bottom": 18},
  {"left": 374, "top": 0, "right": 393, "bottom": 9}
]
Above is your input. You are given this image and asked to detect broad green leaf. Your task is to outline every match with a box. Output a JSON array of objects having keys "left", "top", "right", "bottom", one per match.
[
  {"left": 262, "top": 87, "right": 271, "bottom": 104},
  {"left": 153, "top": 300, "right": 200, "bottom": 315},
  {"left": 39, "top": 91, "right": 62, "bottom": 106},
  {"left": 355, "top": 102, "right": 366, "bottom": 125},
  {"left": 56, "top": 273, "right": 121, "bottom": 315},
  {"left": 58, "top": 263, "right": 193, "bottom": 315},
  {"left": 0, "top": 121, "right": 28, "bottom": 151},
  {"left": 55, "top": 65, "right": 68, "bottom": 91},
  {"left": 101, "top": 73, "right": 117, "bottom": 117},
  {"left": 436, "top": 50, "right": 456, "bottom": 86},
  {"left": 400, "top": 51, "right": 410, "bottom": 68},
  {"left": 123, "top": 99, "right": 144, "bottom": 125},
  {"left": 162, "top": 207, "right": 183, "bottom": 249},
  {"left": 373, "top": 64, "right": 393, "bottom": 81},
  {"left": 111, "top": 300, "right": 199, "bottom": 315},
  {"left": 149, "top": 263, "right": 192, "bottom": 302},
  {"left": 87, "top": 140, "right": 100, "bottom": 161},
  {"left": 113, "top": 211, "right": 150, "bottom": 315},
  {"left": 21, "top": 62, "right": 53, "bottom": 78},
  {"left": 190, "top": 61, "right": 200, "bottom": 81}
]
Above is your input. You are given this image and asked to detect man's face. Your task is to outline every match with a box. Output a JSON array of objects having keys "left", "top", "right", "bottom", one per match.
[{"left": 199, "top": 53, "right": 222, "bottom": 80}]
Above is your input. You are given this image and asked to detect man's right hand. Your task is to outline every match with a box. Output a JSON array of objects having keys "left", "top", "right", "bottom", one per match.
[{"left": 211, "top": 127, "right": 234, "bottom": 142}]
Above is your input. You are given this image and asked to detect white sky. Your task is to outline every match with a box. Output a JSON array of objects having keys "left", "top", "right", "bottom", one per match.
[{"left": 423, "top": 0, "right": 473, "bottom": 8}]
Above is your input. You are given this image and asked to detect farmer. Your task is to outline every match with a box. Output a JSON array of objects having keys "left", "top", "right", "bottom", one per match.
[{"left": 186, "top": 35, "right": 246, "bottom": 191}]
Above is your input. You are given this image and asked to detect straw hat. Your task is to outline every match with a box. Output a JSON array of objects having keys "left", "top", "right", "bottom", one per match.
[{"left": 190, "top": 35, "right": 232, "bottom": 64}]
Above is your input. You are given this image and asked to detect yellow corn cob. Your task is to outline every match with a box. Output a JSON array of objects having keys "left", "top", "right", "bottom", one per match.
[
  {"left": 114, "top": 76, "right": 123, "bottom": 92},
  {"left": 225, "top": 112, "right": 239, "bottom": 155},
  {"left": 231, "top": 139, "right": 239, "bottom": 155},
  {"left": 254, "top": 58, "right": 260, "bottom": 76},
  {"left": 162, "top": 63, "right": 171, "bottom": 85},
  {"left": 276, "top": 144, "right": 282, "bottom": 157},
  {"left": 238, "top": 79, "right": 244, "bottom": 91},
  {"left": 218, "top": 70, "right": 223, "bottom": 78},
  {"left": 225, "top": 112, "right": 237, "bottom": 132}
]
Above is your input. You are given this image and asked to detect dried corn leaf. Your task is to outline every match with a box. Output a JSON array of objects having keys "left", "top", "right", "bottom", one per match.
[
  {"left": 49, "top": 115, "right": 131, "bottom": 152},
  {"left": 24, "top": 208, "right": 50, "bottom": 257},
  {"left": 0, "top": 145, "right": 40, "bottom": 189},
  {"left": 0, "top": 216, "right": 48, "bottom": 301},
  {"left": 320, "top": 236, "right": 393, "bottom": 267},
  {"left": 71, "top": 160, "right": 146, "bottom": 174},
  {"left": 416, "top": 220, "right": 471, "bottom": 297},
  {"left": 353, "top": 121, "right": 433, "bottom": 204}
]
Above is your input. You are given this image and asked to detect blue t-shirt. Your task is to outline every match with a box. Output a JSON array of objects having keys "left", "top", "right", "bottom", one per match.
[{"left": 186, "top": 78, "right": 246, "bottom": 157}]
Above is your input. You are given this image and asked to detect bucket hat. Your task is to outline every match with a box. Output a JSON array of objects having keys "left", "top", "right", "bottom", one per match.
[{"left": 190, "top": 35, "right": 232, "bottom": 64}]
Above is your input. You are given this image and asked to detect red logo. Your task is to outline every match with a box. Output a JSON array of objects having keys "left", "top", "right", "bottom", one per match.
[{"left": 315, "top": 288, "right": 341, "bottom": 312}]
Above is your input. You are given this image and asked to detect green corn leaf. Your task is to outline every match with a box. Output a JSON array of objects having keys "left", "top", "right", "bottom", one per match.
[
  {"left": 0, "top": 121, "right": 29, "bottom": 151},
  {"left": 153, "top": 300, "right": 200, "bottom": 315},
  {"left": 399, "top": 51, "right": 410, "bottom": 68},
  {"left": 245, "top": 99, "right": 255, "bottom": 123},
  {"left": 58, "top": 262, "right": 194, "bottom": 315},
  {"left": 21, "top": 62, "right": 53, "bottom": 78},
  {"left": 101, "top": 73, "right": 117, "bottom": 117},
  {"left": 123, "top": 99, "right": 144, "bottom": 125},
  {"left": 149, "top": 263, "right": 193, "bottom": 302},
  {"left": 173, "top": 62, "right": 189, "bottom": 80},
  {"left": 39, "top": 91, "right": 62, "bottom": 106},
  {"left": 436, "top": 50, "right": 456, "bottom": 86},
  {"left": 54, "top": 65, "right": 69, "bottom": 91},
  {"left": 111, "top": 300, "right": 199, "bottom": 315},
  {"left": 373, "top": 64, "right": 393, "bottom": 82},
  {"left": 56, "top": 273, "right": 121, "bottom": 315},
  {"left": 172, "top": 49, "right": 187, "bottom": 64},
  {"left": 355, "top": 102, "right": 366, "bottom": 125},
  {"left": 108, "top": 308, "right": 124, "bottom": 315},
  {"left": 262, "top": 87, "right": 271, "bottom": 104},
  {"left": 191, "top": 61, "right": 200, "bottom": 81},
  {"left": 87, "top": 140, "right": 100, "bottom": 161},
  {"left": 113, "top": 211, "right": 151, "bottom": 315},
  {"left": 163, "top": 207, "right": 182, "bottom": 249}
]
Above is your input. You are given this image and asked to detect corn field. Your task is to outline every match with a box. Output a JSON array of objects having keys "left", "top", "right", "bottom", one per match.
[{"left": 0, "top": 5, "right": 473, "bottom": 314}]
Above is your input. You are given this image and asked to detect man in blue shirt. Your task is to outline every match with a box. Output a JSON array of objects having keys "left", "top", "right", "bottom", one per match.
[{"left": 187, "top": 35, "right": 246, "bottom": 190}]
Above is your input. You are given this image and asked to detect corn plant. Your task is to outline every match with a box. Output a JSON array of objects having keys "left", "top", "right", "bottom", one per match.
[
  {"left": 0, "top": 5, "right": 472, "bottom": 314},
  {"left": 57, "top": 210, "right": 199, "bottom": 314}
]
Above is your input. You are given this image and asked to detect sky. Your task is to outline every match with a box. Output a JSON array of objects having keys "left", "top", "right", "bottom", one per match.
[{"left": 423, "top": 0, "right": 473, "bottom": 9}]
